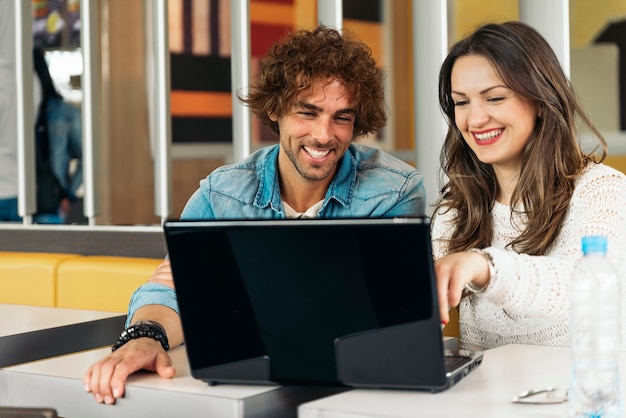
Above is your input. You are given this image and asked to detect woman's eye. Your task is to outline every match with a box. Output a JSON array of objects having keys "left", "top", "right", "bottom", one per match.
[
  {"left": 487, "top": 97, "right": 504, "bottom": 103},
  {"left": 454, "top": 100, "right": 468, "bottom": 107}
]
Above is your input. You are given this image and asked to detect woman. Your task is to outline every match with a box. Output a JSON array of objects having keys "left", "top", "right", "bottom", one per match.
[{"left": 433, "top": 21, "right": 626, "bottom": 351}]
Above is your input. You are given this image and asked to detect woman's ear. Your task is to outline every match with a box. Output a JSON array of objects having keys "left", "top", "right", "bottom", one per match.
[
  {"left": 534, "top": 105, "right": 546, "bottom": 130},
  {"left": 268, "top": 111, "right": 278, "bottom": 122},
  {"left": 537, "top": 104, "right": 545, "bottom": 120}
]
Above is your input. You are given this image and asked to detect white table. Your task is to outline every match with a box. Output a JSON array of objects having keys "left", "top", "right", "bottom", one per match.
[
  {"left": 0, "top": 304, "right": 125, "bottom": 367},
  {"left": 299, "top": 344, "right": 577, "bottom": 417},
  {"left": 0, "top": 346, "right": 347, "bottom": 418},
  {"left": 1, "top": 337, "right": 585, "bottom": 417}
]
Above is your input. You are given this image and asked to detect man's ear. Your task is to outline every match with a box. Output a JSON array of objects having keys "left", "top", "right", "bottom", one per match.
[{"left": 268, "top": 111, "right": 278, "bottom": 122}]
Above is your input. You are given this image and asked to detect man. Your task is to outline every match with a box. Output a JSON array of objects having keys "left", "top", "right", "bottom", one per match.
[{"left": 84, "top": 25, "right": 426, "bottom": 405}]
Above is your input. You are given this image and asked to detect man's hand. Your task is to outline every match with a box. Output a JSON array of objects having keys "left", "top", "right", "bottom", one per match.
[
  {"left": 83, "top": 338, "right": 175, "bottom": 405},
  {"left": 84, "top": 262, "right": 183, "bottom": 405},
  {"left": 147, "top": 259, "right": 175, "bottom": 289}
]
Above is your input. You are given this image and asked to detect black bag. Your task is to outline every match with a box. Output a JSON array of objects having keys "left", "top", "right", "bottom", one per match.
[{"left": 35, "top": 103, "right": 64, "bottom": 214}]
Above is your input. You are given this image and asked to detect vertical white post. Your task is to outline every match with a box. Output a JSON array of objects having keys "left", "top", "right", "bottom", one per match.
[
  {"left": 413, "top": 0, "right": 448, "bottom": 214},
  {"left": 81, "top": 0, "right": 101, "bottom": 225},
  {"left": 381, "top": 0, "right": 395, "bottom": 151},
  {"left": 15, "top": 1, "right": 35, "bottom": 223},
  {"left": 151, "top": 1, "right": 173, "bottom": 222},
  {"left": 520, "top": 0, "right": 570, "bottom": 77},
  {"left": 318, "top": 1, "right": 342, "bottom": 29},
  {"left": 231, "top": 0, "right": 251, "bottom": 161}
]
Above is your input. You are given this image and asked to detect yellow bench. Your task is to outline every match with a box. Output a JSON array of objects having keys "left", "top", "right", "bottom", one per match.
[
  {"left": 0, "top": 252, "right": 80, "bottom": 307},
  {"left": 0, "top": 251, "right": 161, "bottom": 313},
  {"left": 56, "top": 256, "right": 162, "bottom": 313}
]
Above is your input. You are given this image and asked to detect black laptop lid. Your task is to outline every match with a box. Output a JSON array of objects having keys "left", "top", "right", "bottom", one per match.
[{"left": 164, "top": 217, "right": 441, "bottom": 386}]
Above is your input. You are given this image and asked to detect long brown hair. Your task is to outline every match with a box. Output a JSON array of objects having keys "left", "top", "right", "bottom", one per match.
[{"left": 434, "top": 21, "right": 607, "bottom": 255}]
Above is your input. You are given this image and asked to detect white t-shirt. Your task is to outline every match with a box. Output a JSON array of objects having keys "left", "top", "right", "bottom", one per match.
[{"left": 283, "top": 200, "right": 324, "bottom": 219}]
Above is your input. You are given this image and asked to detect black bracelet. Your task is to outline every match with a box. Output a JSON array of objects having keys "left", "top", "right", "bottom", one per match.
[{"left": 111, "top": 320, "right": 170, "bottom": 352}]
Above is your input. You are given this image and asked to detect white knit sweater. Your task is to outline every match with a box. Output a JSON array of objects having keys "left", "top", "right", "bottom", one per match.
[{"left": 431, "top": 163, "right": 626, "bottom": 351}]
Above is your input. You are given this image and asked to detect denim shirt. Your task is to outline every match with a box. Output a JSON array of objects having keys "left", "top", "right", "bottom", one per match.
[
  {"left": 46, "top": 97, "right": 82, "bottom": 202},
  {"left": 126, "top": 143, "right": 426, "bottom": 325}
]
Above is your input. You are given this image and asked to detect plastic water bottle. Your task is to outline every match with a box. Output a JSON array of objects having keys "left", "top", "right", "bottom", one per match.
[{"left": 569, "top": 236, "right": 623, "bottom": 417}]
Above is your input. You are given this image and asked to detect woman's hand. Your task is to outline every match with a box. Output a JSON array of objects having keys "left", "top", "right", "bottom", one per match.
[{"left": 434, "top": 251, "right": 491, "bottom": 324}]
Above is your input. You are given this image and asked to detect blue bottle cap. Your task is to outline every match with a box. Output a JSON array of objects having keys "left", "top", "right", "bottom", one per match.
[{"left": 581, "top": 236, "right": 608, "bottom": 254}]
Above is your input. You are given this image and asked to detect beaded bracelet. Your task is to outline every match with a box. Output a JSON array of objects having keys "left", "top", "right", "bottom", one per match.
[{"left": 111, "top": 320, "right": 170, "bottom": 352}]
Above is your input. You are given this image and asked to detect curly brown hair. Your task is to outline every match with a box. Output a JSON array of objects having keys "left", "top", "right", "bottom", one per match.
[
  {"left": 239, "top": 25, "right": 387, "bottom": 138},
  {"left": 435, "top": 21, "right": 607, "bottom": 255}
]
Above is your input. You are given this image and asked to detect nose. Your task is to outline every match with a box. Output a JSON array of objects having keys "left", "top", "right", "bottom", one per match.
[
  {"left": 467, "top": 102, "right": 489, "bottom": 128},
  {"left": 312, "top": 117, "right": 334, "bottom": 144}
]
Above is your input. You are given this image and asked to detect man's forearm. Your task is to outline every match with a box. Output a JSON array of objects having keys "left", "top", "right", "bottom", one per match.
[{"left": 128, "top": 304, "right": 184, "bottom": 348}]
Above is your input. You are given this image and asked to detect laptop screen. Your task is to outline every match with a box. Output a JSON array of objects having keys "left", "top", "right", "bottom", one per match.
[{"left": 164, "top": 217, "right": 437, "bottom": 385}]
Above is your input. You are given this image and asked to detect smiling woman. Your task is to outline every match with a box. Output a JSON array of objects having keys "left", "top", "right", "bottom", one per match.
[{"left": 432, "top": 21, "right": 626, "bottom": 354}]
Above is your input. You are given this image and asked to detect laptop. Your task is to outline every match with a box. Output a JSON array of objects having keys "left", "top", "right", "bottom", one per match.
[{"left": 163, "top": 217, "right": 483, "bottom": 392}]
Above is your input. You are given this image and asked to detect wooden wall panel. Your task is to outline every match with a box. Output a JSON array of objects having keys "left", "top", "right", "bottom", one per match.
[
  {"left": 106, "top": 1, "right": 156, "bottom": 225},
  {"left": 390, "top": 0, "right": 414, "bottom": 152}
]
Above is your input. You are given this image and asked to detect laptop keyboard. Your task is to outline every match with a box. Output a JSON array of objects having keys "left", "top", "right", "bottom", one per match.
[{"left": 445, "top": 355, "right": 470, "bottom": 372}]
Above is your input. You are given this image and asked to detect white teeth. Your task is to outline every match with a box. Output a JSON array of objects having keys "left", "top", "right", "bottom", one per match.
[
  {"left": 475, "top": 130, "right": 502, "bottom": 140},
  {"left": 304, "top": 147, "right": 330, "bottom": 158}
]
